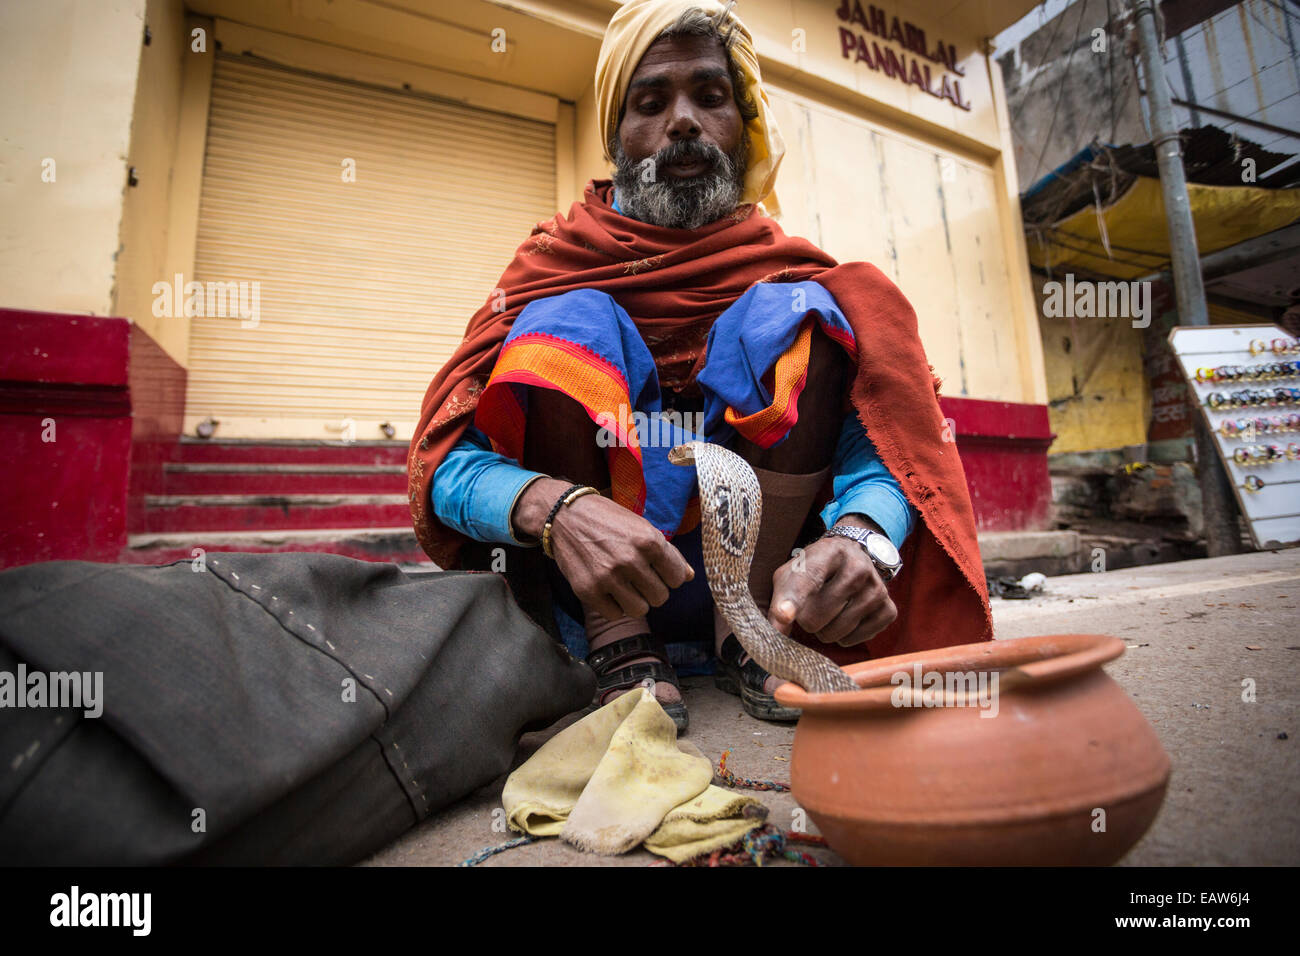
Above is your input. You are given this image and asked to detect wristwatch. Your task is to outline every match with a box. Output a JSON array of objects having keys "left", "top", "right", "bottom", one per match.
[{"left": 821, "top": 525, "right": 903, "bottom": 581}]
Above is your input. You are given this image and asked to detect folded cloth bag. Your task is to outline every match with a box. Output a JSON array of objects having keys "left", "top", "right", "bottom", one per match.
[
  {"left": 503, "top": 688, "right": 766, "bottom": 862},
  {"left": 0, "top": 553, "right": 595, "bottom": 865}
]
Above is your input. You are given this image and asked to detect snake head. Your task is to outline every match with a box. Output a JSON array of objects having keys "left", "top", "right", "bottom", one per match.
[{"left": 667, "top": 442, "right": 701, "bottom": 467}]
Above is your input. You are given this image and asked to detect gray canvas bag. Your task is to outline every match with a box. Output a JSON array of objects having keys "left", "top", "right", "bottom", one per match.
[{"left": 0, "top": 552, "right": 594, "bottom": 865}]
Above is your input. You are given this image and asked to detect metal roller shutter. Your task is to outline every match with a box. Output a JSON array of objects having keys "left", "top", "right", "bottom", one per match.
[{"left": 184, "top": 54, "right": 556, "bottom": 440}]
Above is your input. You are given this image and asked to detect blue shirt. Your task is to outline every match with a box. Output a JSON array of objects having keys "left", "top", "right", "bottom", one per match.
[{"left": 431, "top": 187, "right": 918, "bottom": 548}]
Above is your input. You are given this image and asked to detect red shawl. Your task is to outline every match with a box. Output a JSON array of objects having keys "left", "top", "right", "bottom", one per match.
[{"left": 408, "top": 180, "right": 991, "bottom": 660}]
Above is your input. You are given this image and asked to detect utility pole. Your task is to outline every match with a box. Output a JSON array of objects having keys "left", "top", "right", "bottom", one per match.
[{"left": 1130, "top": 0, "right": 1241, "bottom": 556}]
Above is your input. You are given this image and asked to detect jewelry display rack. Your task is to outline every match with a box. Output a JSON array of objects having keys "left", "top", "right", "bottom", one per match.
[{"left": 1168, "top": 324, "right": 1300, "bottom": 550}]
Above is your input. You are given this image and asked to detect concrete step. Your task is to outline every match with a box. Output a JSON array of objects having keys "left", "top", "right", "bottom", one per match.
[
  {"left": 123, "top": 527, "right": 428, "bottom": 565},
  {"left": 161, "top": 462, "right": 405, "bottom": 496},
  {"left": 172, "top": 439, "right": 407, "bottom": 466},
  {"left": 140, "top": 493, "right": 410, "bottom": 533},
  {"left": 978, "top": 530, "right": 1083, "bottom": 578},
  {"left": 977, "top": 526, "right": 1211, "bottom": 579}
]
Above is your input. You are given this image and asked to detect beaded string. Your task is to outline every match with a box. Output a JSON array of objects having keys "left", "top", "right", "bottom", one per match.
[
  {"left": 457, "top": 833, "right": 535, "bottom": 867},
  {"left": 715, "top": 748, "right": 790, "bottom": 791},
  {"left": 659, "top": 751, "right": 829, "bottom": 867},
  {"left": 652, "top": 824, "right": 828, "bottom": 867}
]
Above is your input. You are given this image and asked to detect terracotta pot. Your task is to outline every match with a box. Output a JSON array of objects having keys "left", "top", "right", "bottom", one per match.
[{"left": 773, "top": 634, "right": 1170, "bottom": 866}]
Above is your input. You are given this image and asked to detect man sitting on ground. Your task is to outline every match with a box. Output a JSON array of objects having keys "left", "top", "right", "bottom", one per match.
[{"left": 408, "top": 0, "right": 991, "bottom": 732}]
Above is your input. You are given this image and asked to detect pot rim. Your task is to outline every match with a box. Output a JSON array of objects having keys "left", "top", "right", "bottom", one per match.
[{"left": 773, "top": 633, "right": 1126, "bottom": 713}]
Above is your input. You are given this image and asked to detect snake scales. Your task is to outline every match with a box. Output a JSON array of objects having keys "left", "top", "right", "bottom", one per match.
[{"left": 668, "top": 441, "right": 858, "bottom": 694}]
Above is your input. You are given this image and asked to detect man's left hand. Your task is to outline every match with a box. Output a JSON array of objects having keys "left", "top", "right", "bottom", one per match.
[{"left": 767, "top": 515, "right": 897, "bottom": 647}]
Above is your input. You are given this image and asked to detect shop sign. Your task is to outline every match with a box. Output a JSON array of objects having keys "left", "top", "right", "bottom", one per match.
[{"left": 835, "top": 0, "right": 972, "bottom": 110}]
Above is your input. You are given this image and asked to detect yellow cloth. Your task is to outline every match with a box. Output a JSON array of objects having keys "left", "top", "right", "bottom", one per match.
[
  {"left": 594, "top": 0, "right": 785, "bottom": 218},
  {"left": 643, "top": 786, "right": 768, "bottom": 862},
  {"left": 502, "top": 687, "right": 766, "bottom": 862}
]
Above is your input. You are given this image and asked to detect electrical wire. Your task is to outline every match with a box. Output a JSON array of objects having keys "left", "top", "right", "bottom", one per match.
[
  {"left": 1069, "top": 0, "right": 1125, "bottom": 156},
  {"left": 1105, "top": 0, "right": 1119, "bottom": 140},
  {"left": 1010, "top": 0, "right": 1076, "bottom": 125},
  {"left": 1029, "top": 0, "right": 1094, "bottom": 185}
]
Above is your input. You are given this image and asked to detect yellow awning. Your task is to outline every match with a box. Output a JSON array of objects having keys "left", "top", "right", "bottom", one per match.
[{"left": 1027, "top": 176, "right": 1300, "bottom": 279}]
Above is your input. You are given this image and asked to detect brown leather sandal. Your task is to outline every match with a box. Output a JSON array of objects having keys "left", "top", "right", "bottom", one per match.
[
  {"left": 586, "top": 633, "right": 689, "bottom": 732},
  {"left": 714, "top": 634, "right": 802, "bottom": 722}
]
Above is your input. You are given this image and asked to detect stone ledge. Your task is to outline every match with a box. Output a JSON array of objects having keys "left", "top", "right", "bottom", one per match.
[{"left": 978, "top": 530, "right": 1083, "bottom": 578}]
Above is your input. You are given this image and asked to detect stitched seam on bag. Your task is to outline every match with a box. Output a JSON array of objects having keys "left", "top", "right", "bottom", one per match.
[
  {"left": 374, "top": 732, "right": 429, "bottom": 819},
  {"left": 204, "top": 564, "right": 393, "bottom": 721},
  {"left": 0, "top": 709, "right": 81, "bottom": 825}
]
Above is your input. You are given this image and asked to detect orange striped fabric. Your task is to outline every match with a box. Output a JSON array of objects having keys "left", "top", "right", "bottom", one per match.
[
  {"left": 474, "top": 322, "right": 819, "bottom": 538},
  {"left": 723, "top": 317, "right": 814, "bottom": 448},
  {"left": 475, "top": 333, "right": 652, "bottom": 522}
]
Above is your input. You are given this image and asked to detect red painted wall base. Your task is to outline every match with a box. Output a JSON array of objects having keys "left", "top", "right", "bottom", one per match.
[
  {"left": 0, "top": 310, "right": 155, "bottom": 568},
  {"left": 939, "top": 396, "right": 1054, "bottom": 532}
]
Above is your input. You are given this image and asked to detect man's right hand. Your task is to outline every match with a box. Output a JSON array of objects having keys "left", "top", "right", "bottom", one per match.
[{"left": 512, "top": 476, "right": 694, "bottom": 622}]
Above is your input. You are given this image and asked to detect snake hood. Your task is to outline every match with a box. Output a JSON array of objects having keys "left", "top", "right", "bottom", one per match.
[{"left": 669, "top": 441, "right": 858, "bottom": 695}]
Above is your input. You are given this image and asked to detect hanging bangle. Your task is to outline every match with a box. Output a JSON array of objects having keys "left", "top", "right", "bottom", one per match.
[{"left": 541, "top": 483, "right": 600, "bottom": 560}]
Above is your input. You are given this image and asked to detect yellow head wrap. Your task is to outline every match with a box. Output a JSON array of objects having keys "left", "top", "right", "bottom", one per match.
[{"left": 595, "top": 0, "right": 784, "bottom": 218}]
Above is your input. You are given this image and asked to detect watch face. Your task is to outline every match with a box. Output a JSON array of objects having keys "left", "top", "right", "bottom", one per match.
[{"left": 865, "top": 532, "right": 900, "bottom": 567}]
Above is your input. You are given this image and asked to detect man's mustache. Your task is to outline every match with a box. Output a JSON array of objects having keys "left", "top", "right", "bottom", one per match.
[{"left": 652, "top": 140, "right": 726, "bottom": 174}]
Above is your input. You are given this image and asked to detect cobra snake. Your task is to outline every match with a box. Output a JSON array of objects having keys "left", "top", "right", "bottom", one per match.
[{"left": 668, "top": 441, "right": 859, "bottom": 694}]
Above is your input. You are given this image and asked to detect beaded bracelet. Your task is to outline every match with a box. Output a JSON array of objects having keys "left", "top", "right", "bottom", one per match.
[{"left": 541, "top": 483, "right": 601, "bottom": 560}]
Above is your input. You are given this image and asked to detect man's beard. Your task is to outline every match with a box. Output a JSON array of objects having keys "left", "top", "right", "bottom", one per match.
[{"left": 612, "top": 135, "right": 749, "bottom": 230}]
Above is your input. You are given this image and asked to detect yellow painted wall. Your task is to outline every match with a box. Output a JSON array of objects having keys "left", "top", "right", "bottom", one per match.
[
  {"left": 1208, "top": 300, "right": 1275, "bottom": 325},
  {"left": 1033, "top": 273, "right": 1150, "bottom": 454},
  {"left": 0, "top": 0, "right": 146, "bottom": 317},
  {"left": 113, "top": 0, "right": 192, "bottom": 365},
  {"left": 768, "top": 83, "right": 1037, "bottom": 402}
]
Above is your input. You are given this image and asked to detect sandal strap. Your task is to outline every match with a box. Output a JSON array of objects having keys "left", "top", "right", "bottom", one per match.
[
  {"left": 720, "top": 633, "right": 774, "bottom": 694},
  {"left": 594, "top": 660, "right": 678, "bottom": 693},
  {"left": 586, "top": 632, "right": 665, "bottom": 674}
]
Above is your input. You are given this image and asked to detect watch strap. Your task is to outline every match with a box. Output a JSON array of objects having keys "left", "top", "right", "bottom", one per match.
[{"left": 821, "top": 525, "right": 901, "bottom": 581}]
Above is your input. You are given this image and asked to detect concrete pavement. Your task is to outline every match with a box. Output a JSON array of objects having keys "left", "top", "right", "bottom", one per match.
[
  {"left": 363, "top": 548, "right": 1300, "bottom": 867},
  {"left": 993, "top": 548, "right": 1300, "bottom": 866}
]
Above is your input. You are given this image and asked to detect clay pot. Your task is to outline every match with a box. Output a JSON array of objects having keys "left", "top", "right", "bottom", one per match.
[{"left": 773, "top": 634, "right": 1170, "bottom": 866}]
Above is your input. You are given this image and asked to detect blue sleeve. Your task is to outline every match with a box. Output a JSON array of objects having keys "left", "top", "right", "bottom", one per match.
[
  {"left": 818, "top": 411, "right": 918, "bottom": 547},
  {"left": 430, "top": 424, "right": 548, "bottom": 546}
]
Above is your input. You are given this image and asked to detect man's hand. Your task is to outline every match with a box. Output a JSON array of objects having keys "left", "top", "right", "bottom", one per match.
[
  {"left": 512, "top": 476, "right": 694, "bottom": 623},
  {"left": 768, "top": 515, "right": 897, "bottom": 647}
]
